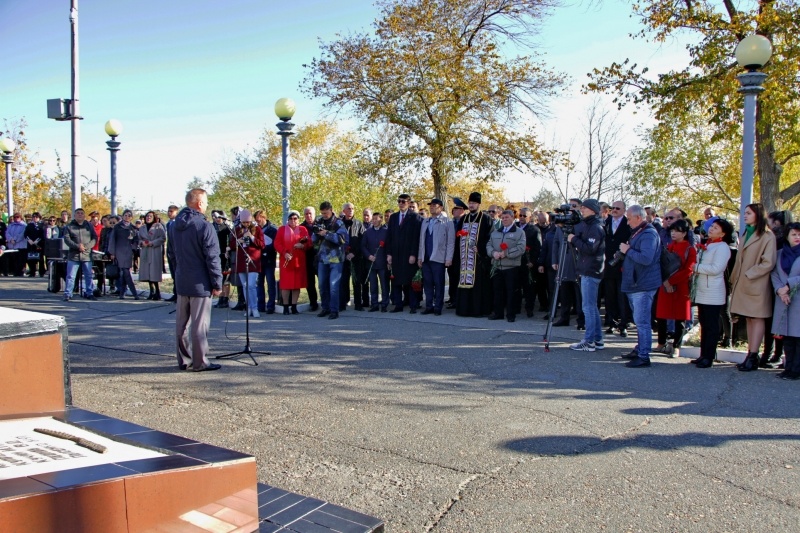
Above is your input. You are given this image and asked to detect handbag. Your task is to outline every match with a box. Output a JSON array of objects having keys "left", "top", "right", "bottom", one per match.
[
  {"left": 659, "top": 246, "right": 681, "bottom": 282},
  {"left": 106, "top": 261, "right": 120, "bottom": 280}
]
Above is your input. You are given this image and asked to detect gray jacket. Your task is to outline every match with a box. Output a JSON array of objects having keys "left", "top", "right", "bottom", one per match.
[
  {"left": 418, "top": 213, "right": 455, "bottom": 264},
  {"left": 62, "top": 220, "right": 97, "bottom": 262},
  {"left": 487, "top": 224, "right": 526, "bottom": 270},
  {"left": 108, "top": 221, "right": 139, "bottom": 269},
  {"left": 771, "top": 249, "right": 800, "bottom": 338}
]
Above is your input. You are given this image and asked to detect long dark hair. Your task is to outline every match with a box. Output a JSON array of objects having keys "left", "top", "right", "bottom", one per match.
[
  {"left": 713, "top": 219, "right": 735, "bottom": 244},
  {"left": 745, "top": 203, "right": 767, "bottom": 236}
]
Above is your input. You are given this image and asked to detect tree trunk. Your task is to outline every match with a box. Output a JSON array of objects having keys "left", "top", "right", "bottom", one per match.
[
  {"left": 431, "top": 153, "right": 448, "bottom": 211},
  {"left": 755, "top": 100, "right": 782, "bottom": 212}
]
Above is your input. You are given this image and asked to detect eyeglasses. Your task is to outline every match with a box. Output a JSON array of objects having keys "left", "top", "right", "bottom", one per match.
[
  {"left": 488, "top": 210, "right": 496, "bottom": 214},
  {"left": 397, "top": 199, "right": 408, "bottom": 204},
  {"left": 570, "top": 205, "right": 579, "bottom": 208},
  {"left": 123, "top": 213, "right": 132, "bottom": 217},
  {"left": 612, "top": 207, "right": 623, "bottom": 211},
  {"left": 664, "top": 216, "right": 676, "bottom": 220}
]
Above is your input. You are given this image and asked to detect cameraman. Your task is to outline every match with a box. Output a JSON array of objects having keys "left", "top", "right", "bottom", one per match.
[
  {"left": 567, "top": 199, "right": 606, "bottom": 351},
  {"left": 312, "top": 201, "right": 350, "bottom": 320},
  {"left": 550, "top": 200, "right": 583, "bottom": 328}
]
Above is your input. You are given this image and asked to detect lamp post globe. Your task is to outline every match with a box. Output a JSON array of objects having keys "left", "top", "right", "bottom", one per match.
[
  {"left": 1, "top": 138, "right": 15, "bottom": 217},
  {"left": 275, "top": 99, "right": 296, "bottom": 224},
  {"left": 735, "top": 34, "right": 773, "bottom": 70},
  {"left": 735, "top": 35, "right": 770, "bottom": 234},
  {"left": 105, "top": 120, "right": 122, "bottom": 215}
]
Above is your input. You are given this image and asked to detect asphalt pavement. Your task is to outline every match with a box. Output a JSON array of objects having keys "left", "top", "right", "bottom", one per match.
[{"left": 2, "top": 276, "right": 799, "bottom": 532}]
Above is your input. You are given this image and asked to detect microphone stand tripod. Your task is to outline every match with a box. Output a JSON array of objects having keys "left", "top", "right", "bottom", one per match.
[{"left": 217, "top": 233, "right": 270, "bottom": 365}]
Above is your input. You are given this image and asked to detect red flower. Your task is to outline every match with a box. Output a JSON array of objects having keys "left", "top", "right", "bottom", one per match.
[
  {"left": 379, "top": 241, "right": 384, "bottom": 247},
  {"left": 500, "top": 243, "right": 509, "bottom": 250},
  {"left": 525, "top": 246, "right": 531, "bottom": 251},
  {"left": 457, "top": 229, "right": 468, "bottom": 237},
  {"left": 696, "top": 243, "right": 707, "bottom": 252}
]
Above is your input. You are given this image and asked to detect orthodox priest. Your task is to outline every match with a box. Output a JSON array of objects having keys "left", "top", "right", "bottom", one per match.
[{"left": 455, "top": 192, "right": 493, "bottom": 317}]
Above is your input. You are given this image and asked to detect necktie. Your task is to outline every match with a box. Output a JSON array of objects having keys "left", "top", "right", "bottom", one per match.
[{"left": 400, "top": 213, "right": 405, "bottom": 225}]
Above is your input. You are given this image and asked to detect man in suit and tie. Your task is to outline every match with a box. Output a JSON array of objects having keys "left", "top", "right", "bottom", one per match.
[
  {"left": 385, "top": 193, "right": 423, "bottom": 313},
  {"left": 604, "top": 200, "right": 632, "bottom": 336}
]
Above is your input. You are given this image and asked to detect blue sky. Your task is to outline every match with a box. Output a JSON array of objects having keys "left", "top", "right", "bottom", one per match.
[{"left": 1, "top": 0, "right": 689, "bottom": 211}]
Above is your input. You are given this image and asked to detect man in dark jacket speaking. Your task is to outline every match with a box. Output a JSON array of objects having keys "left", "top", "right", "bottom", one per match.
[
  {"left": 167, "top": 188, "right": 223, "bottom": 372},
  {"left": 567, "top": 198, "right": 606, "bottom": 352}
]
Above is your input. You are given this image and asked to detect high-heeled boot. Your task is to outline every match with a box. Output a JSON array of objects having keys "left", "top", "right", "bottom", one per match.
[
  {"left": 737, "top": 352, "right": 759, "bottom": 372},
  {"left": 154, "top": 283, "right": 161, "bottom": 301},
  {"left": 291, "top": 304, "right": 299, "bottom": 315},
  {"left": 148, "top": 282, "right": 156, "bottom": 300},
  {"left": 283, "top": 305, "right": 290, "bottom": 315}
]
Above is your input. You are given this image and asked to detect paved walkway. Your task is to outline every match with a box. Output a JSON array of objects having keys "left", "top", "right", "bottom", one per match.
[{"left": 2, "top": 276, "right": 799, "bottom": 532}]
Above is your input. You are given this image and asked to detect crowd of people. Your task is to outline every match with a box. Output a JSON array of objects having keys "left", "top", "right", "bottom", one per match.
[{"left": 2, "top": 190, "right": 798, "bottom": 378}]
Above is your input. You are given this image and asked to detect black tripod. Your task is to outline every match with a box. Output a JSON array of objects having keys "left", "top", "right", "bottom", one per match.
[
  {"left": 217, "top": 233, "right": 269, "bottom": 365},
  {"left": 543, "top": 227, "right": 571, "bottom": 352}
]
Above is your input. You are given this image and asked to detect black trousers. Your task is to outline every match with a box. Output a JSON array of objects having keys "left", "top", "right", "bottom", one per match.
[
  {"left": 557, "top": 280, "right": 582, "bottom": 324},
  {"left": 340, "top": 258, "right": 368, "bottom": 310},
  {"left": 447, "top": 262, "right": 459, "bottom": 302},
  {"left": 518, "top": 265, "right": 535, "bottom": 313},
  {"left": 305, "top": 251, "right": 318, "bottom": 305},
  {"left": 783, "top": 337, "right": 800, "bottom": 375},
  {"left": 492, "top": 267, "right": 519, "bottom": 319},
  {"left": 697, "top": 304, "right": 723, "bottom": 362},
  {"left": 535, "top": 269, "right": 549, "bottom": 310},
  {"left": 658, "top": 319, "right": 685, "bottom": 348},
  {"left": 604, "top": 270, "right": 630, "bottom": 327}
]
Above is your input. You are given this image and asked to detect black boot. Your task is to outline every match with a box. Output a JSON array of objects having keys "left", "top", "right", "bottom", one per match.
[
  {"left": 291, "top": 304, "right": 299, "bottom": 315},
  {"left": 154, "top": 283, "right": 161, "bottom": 301},
  {"left": 215, "top": 297, "right": 228, "bottom": 308},
  {"left": 283, "top": 305, "right": 290, "bottom": 315},
  {"left": 758, "top": 352, "right": 774, "bottom": 369},
  {"left": 737, "top": 352, "right": 759, "bottom": 372}
]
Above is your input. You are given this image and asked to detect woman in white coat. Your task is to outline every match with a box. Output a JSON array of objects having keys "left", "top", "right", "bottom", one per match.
[{"left": 691, "top": 219, "right": 735, "bottom": 368}]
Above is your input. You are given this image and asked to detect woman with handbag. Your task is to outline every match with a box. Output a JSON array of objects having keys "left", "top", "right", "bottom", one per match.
[
  {"left": 729, "top": 203, "right": 777, "bottom": 372},
  {"left": 691, "top": 219, "right": 734, "bottom": 368},
  {"left": 653, "top": 219, "right": 697, "bottom": 358},
  {"left": 108, "top": 210, "right": 140, "bottom": 300}
]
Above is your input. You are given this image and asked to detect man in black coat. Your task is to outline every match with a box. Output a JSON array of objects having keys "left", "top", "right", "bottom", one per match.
[
  {"left": 446, "top": 197, "right": 467, "bottom": 308},
  {"left": 517, "top": 207, "right": 542, "bottom": 317},
  {"left": 24, "top": 212, "right": 46, "bottom": 277},
  {"left": 604, "top": 200, "right": 632, "bottom": 336},
  {"left": 385, "top": 193, "right": 422, "bottom": 313},
  {"left": 339, "top": 202, "right": 366, "bottom": 311}
]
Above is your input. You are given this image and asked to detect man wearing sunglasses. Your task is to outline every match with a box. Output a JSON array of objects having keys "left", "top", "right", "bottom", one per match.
[
  {"left": 604, "top": 201, "right": 632, "bottom": 336},
  {"left": 386, "top": 194, "right": 422, "bottom": 313}
]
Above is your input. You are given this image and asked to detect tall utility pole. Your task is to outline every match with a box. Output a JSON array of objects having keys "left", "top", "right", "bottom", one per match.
[{"left": 70, "top": 0, "right": 81, "bottom": 212}]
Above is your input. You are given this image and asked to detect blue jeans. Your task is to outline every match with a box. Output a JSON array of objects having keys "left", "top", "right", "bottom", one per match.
[
  {"left": 238, "top": 272, "right": 258, "bottom": 311},
  {"left": 318, "top": 261, "right": 343, "bottom": 313},
  {"left": 257, "top": 263, "right": 277, "bottom": 311},
  {"left": 581, "top": 276, "right": 603, "bottom": 344},
  {"left": 65, "top": 260, "right": 94, "bottom": 297},
  {"left": 627, "top": 289, "right": 658, "bottom": 360},
  {"left": 421, "top": 260, "right": 446, "bottom": 311}
]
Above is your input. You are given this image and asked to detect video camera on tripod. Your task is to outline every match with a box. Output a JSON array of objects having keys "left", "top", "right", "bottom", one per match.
[{"left": 548, "top": 204, "right": 581, "bottom": 233}]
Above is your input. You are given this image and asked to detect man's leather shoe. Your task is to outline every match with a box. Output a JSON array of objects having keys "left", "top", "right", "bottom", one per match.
[
  {"left": 233, "top": 303, "right": 246, "bottom": 311},
  {"left": 622, "top": 349, "right": 639, "bottom": 360},
  {"left": 165, "top": 295, "right": 177, "bottom": 302},
  {"left": 266, "top": 309, "right": 275, "bottom": 314},
  {"left": 507, "top": 316, "right": 516, "bottom": 323},
  {"left": 626, "top": 357, "right": 651, "bottom": 368},
  {"left": 317, "top": 309, "right": 330, "bottom": 317},
  {"left": 380, "top": 307, "right": 388, "bottom": 312},
  {"left": 369, "top": 306, "right": 379, "bottom": 312},
  {"left": 328, "top": 312, "right": 339, "bottom": 320},
  {"left": 526, "top": 310, "right": 534, "bottom": 318},
  {"left": 552, "top": 320, "right": 569, "bottom": 327},
  {"left": 576, "top": 325, "right": 586, "bottom": 331},
  {"left": 310, "top": 303, "right": 319, "bottom": 311},
  {"left": 488, "top": 314, "right": 503, "bottom": 320},
  {"left": 421, "top": 308, "right": 434, "bottom": 315},
  {"left": 434, "top": 310, "right": 441, "bottom": 316},
  {"left": 409, "top": 308, "right": 417, "bottom": 314},
  {"left": 446, "top": 303, "right": 456, "bottom": 309},
  {"left": 605, "top": 326, "right": 615, "bottom": 334},
  {"left": 355, "top": 306, "right": 364, "bottom": 311},
  {"left": 390, "top": 307, "right": 403, "bottom": 313},
  {"left": 695, "top": 358, "right": 713, "bottom": 368},
  {"left": 619, "top": 328, "right": 628, "bottom": 338}
]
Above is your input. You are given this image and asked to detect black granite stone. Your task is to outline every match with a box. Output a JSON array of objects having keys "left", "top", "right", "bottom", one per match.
[
  {"left": 170, "top": 442, "right": 252, "bottom": 463},
  {"left": 320, "top": 503, "right": 384, "bottom": 530},
  {"left": 267, "top": 496, "right": 327, "bottom": 527},
  {"left": 259, "top": 486, "right": 291, "bottom": 507},
  {"left": 75, "top": 418, "right": 153, "bottom": 436},
  {"left": 0, "top": 476, "right": 55, "bottom": 499},
  {"left": 119, "top": 430, "right": 199, "bottom": 449},
  {"left": 115, "top": 454, "right": 207, "bottom": 473},
  {"left": 302, "top": 510, "right": 376, "bottom": 533},
  {"left": 258, "top": 492, "right": 307, "bottom": 519},
  {"left": 29, "top": 463, "right": 138, "bottom": 489},
  {"left": 258, "top": 521, "right": 283, "bottom": 533},
  {"left": 60, "top": 407, "right": 110, "bottom": 423},
  {"left": 281, "top": 518, "right": 338, "bottom": 533}
]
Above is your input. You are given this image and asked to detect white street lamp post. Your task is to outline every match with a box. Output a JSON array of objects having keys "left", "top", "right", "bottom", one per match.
[
  {"left": 275, "top": 98, "right": 296, "bottom": 225},
  {"left": 0, "top": 138, "right": 16, "bottom": 217},
  {"left": 734, "top": 34, "right": 772, "bottom": 234},
  {"left": 105, "top": 120, "right": 123, "bottom": 216}
]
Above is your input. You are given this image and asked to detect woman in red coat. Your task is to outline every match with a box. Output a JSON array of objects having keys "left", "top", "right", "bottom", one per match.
[
  {"left": 654, "top": 218, "right": 697, "bottom": 358},
  {"left": 274, "top": 210, "right": 311, "bottom": 314}
]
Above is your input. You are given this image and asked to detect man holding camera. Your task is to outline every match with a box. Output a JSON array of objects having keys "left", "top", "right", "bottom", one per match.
[
  {"left": 567, "top": 199, "right": 606, "bottom": 351},
  {"left": 312, "top": 201, "right": 350, "bottom": 320}
]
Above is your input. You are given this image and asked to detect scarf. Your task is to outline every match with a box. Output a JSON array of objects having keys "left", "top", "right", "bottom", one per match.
[
  {"left": 145, "top": 221, "right": 154, "bottom": 231},
  {"left": 781, "top": 243, "right": 800, "bottom": 274},
  {"left": 744, "top": 224, "right": 756, "bottom": 244}
]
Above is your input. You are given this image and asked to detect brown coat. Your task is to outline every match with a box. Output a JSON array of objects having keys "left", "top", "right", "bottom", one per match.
[{"left": 729, "top": 230, "right": 777, "bottom": 318}]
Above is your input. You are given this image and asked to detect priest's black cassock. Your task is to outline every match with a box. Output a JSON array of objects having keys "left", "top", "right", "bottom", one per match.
[{"left": 455, "top": 210, "right": 493, "bottom": 317}]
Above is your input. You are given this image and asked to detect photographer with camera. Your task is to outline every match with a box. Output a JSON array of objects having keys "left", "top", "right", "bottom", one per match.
[
  {"left": 312, "top": 201, "right": 350, "bottom": 320},
  {"left": 567, "top": 199, "right": 606, "bottom": 352},
  {"left": 229, "top": 209, "right": 265, "bottom": 318}
]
